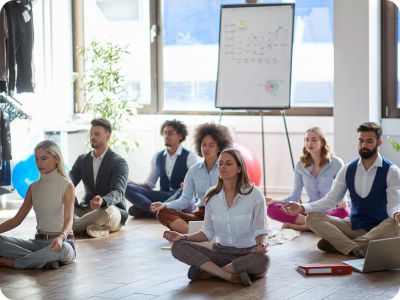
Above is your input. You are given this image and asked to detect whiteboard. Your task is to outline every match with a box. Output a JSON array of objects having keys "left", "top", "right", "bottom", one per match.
[{"left": 216, "top": 4, "right": 294, "bottom": 109}]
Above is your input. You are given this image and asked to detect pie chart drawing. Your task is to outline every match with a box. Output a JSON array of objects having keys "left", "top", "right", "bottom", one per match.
[{"left": 264, "top": 80, "right": 279, "bottom": 94}]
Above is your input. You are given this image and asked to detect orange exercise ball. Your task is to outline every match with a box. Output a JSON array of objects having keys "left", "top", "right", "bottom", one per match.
[{"left": 232, "top": 143, "right": 262, "bottom": 187}]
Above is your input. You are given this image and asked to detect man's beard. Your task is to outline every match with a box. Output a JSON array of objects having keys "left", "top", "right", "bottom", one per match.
[
  {"left": 358, "top": 144, "right": 378, "bottom": 159},
  {"left": 164, "top": 143, "right": 171, "bottom": 147},
  {"left": 91, "top": 141, "right": 103, "bottom": 149}
]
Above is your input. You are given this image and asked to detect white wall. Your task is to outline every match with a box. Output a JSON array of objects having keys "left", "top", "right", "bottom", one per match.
[
  {"left": 68, "top": 115, "right": 333, "bottom": 196},
  {"left": 333, "top": 0, "right": 381, "bottom": 164}
]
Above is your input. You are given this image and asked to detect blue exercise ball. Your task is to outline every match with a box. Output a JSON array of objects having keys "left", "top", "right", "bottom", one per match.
[
  {"left": 12, "top": 155, "right": 39, "bottom": 199},
  {"left": 12, "top": 155, "right": 70, "bottom": 199}
]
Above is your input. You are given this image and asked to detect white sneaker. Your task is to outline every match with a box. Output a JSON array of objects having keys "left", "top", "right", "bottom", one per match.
[{"left": 86, "top": 224, "right": 110, "bottom": 238}]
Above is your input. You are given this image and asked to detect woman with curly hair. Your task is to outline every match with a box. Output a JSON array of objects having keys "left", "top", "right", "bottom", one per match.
[
  {"left": 265, "top": 127, "right": 350, "bottom": 231},
  {"left": 152, "top": 122, "right": 233, "bottom": 233}
]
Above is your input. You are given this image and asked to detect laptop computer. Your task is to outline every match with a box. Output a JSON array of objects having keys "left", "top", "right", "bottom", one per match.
[{"left": 342, "top": 237, "right": 400, "bottom": 273}]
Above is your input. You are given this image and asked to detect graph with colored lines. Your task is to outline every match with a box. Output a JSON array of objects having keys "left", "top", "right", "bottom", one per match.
[
  {"left": 223, "top": 23, "right": 290, "bottom": 61},
  {"left": 216, "top": 4, "right": 294, "bottom": 109}
]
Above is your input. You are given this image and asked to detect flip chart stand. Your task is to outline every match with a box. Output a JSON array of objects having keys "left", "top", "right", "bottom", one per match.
[{"left": 219, "top": 110, "right": 294, "bottom": 196}]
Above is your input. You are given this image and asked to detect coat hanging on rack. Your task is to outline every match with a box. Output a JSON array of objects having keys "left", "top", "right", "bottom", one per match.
[{"left": 3, "top": 0, "right": 35, "bottom": 95}]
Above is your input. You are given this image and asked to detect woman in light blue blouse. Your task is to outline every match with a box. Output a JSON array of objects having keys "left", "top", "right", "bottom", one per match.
[
  {"left": 266, "top": 127, "right": 350, "bottom": 231},
  {"left": 151, "top": 122, "right": 233, "bottom": 233}
]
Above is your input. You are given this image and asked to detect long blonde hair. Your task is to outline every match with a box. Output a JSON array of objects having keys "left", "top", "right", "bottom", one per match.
[
  {"left": 204, "top": 148, "right": 254, "bottom": 204},
  {"left": 300, "top": 127, "right": 333, "bottom": 168},
  {"left": 34, "top": 140, "right": 70, "bottom": 181}
]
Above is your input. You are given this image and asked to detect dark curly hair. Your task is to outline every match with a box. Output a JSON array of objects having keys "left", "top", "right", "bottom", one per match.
[
  {"left": 160, "top": 119, "right": 188, "bottom": 143},
  {"left": 193, "top": 122, "right": 233, "bottom": 157}
]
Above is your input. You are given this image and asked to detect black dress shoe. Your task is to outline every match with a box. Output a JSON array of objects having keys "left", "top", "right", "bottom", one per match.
[
  {"left": 317, "top": 239, "right": 341, "bottom": 254},
  {"left": 128, "top": 206, "right": 145, "bottom": 217},
  {"left": 353, "top": 244, "right": 368, "bottom": 258},
  {"left": 45, "top": 261, "right": 59, "bottom": 269}
]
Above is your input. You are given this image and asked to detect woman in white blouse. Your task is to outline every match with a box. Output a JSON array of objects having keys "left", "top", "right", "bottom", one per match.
[
  {"left": 0, "top": 140, "right": 75, "bottom": 269},
  {"left": 164, "top": 148, "right": 270, "bottom": 286}
]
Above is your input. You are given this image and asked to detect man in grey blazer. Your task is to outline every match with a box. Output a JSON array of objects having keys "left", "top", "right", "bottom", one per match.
[{"left": 69, "top": 118, "right": 129, "bottom": 238}]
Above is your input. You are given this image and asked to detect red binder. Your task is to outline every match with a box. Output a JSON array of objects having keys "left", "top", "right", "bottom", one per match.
[{"left": 296, "top": 263, "right": 352, "bottom": 275}]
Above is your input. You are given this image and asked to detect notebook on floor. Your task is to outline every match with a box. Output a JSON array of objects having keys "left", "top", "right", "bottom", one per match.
[{"left": 342, "top": 237, "right": 400, "bottom": 273}]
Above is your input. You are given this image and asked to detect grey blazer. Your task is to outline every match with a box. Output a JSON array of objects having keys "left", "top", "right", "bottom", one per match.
[{"left": 69, "top": 147, "right": 129, "bottom": 225}]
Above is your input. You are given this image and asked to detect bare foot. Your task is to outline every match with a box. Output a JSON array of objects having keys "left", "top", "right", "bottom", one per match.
[
  {"left": 0, "top": 257, "right": 15, "bottom": 268},
  {"left": 281, "top": 223, "right": 310, "bottom": 232}
]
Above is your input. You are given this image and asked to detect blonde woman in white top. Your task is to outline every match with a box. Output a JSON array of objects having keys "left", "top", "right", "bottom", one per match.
[
  {"left": 0, "top": 140, "right": 75, "bottom": 269},
  {"left": 164, "top": 148, "right": 270, "bottom": 286}
]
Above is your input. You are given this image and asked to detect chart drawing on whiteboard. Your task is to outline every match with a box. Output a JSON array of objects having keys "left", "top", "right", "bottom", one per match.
[{"left": 216, "top": 4, "right": 294, "bottom": 109}]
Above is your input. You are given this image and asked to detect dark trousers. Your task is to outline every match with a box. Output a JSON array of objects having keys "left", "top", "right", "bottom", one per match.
[
  {"left": 125, "top": 184, "right": 195, "bottom": 217},
  {"left": 4, "top": 1, "right": 35, "bottom": 95},
  {"left": 171, "top": 241, "right": 271, "bottom": 279}
]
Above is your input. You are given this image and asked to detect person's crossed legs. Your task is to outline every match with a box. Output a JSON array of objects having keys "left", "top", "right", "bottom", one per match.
[
  {"left": 73, "top": 205, "right": 122, "bottom": 237},
  {"left": 306, "top": 212, "right": 400, "bottom": 255},
  {"left": 126, "top": 184, "right": 194, "bottom": 217}
]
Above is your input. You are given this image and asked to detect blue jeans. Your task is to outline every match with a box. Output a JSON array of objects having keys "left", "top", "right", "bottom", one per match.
[{"left": 125, "top": 184, "right": 195, "bottom": 217}]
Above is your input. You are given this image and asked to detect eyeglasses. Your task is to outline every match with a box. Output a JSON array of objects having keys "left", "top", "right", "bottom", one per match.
[{"left": 163, "top": 130, "right": 176, "bottom": 136}]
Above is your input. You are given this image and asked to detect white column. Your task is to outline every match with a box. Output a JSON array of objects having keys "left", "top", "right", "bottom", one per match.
[{"left": 333, "top": 0, "right": 381, "bottom": 163}]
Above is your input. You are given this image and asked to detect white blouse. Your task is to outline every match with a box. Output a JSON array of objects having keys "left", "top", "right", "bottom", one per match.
[{"left": 200, "top": 185, "right": 268, "bottom": 248}]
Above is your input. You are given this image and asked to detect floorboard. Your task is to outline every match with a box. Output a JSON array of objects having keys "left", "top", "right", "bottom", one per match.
[{"left": 0, "top": 211, "right": 399, "bottom": 300}]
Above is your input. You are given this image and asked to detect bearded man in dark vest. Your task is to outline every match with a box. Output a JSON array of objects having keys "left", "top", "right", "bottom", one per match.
[{"left": 282, "top": 122, "right": 400, "bottom": 257}]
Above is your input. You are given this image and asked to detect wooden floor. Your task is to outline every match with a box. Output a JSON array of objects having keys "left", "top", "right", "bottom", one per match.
[{"left": 0, "top": 213, "right": 400, "bottom": 300}]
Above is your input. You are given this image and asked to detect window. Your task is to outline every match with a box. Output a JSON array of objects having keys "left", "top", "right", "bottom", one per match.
[
  {"left": 161, "top": 0, "right": 246, "bottom": 112},
  {"left": 83, "top": 0, "right": 151, "bottom": 106},
  {"left": 76, "top": 0, "right": 333, "bottom": 115},
  {"left": 260, "top": 0, "right": 333, "bottom": 107}
]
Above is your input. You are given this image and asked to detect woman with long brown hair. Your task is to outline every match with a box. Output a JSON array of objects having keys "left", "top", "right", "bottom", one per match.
[
  {"left": 265, "top": 127, "right": 350, "bottom": 231},
  {"left": 163, "top": 149, "right": 270, "bottom": 286}
]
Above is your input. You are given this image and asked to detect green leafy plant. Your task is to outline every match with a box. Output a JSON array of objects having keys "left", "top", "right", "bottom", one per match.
[
  {"left": 387, "top": 136, "right": 400, "bottom": 153},
  {"left": 72, "top": 39, "right": 141, "bottom": 155}
]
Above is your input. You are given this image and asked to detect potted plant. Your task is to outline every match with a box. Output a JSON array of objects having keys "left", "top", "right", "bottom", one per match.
[{"left": 72, "top": 39, "right": 141, "bottom": 155}]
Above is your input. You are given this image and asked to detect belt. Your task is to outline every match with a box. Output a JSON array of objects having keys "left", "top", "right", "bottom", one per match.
[{"left": 35, "top": 233, "right": 74, "bottom": 240}]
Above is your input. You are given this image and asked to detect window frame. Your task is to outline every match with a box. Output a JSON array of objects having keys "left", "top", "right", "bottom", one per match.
[
  {"left": 381, "top": 0, "right": 398, "bottom": 118},
  {"left": 73, "top": 0, "right": 333, "bottom": 117}
]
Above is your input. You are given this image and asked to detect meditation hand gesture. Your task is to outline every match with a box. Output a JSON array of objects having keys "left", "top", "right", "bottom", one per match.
[
  {"left": 163, "top": 231, "right": 184, "bottom": 242},
  {"left": 337, "top": 200, "right": 348, "bottom": 209},
  {"left": 255, "top": 242, "right": 268, "bottom": 254},
  {"left": 90, "top": 196, "right": 104, "bottom": 210},
  {"left": 282, "top": 201, "right": 305, "bottom": 216},
  {"left": 265, "top": 197, "right": 275, "bottom": 206},
  {"left": 395, "top": 213, "right": 400, "bottom": 223},
  {"left": 49, "top": 236, "right": 63, "bottom": 253},
  {"left": 150, "top": 202, "right": 166, "bottom": 212}
]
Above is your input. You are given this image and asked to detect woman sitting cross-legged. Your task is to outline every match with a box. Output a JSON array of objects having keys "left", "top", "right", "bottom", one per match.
[
  {"left": 0, "top": 140, "right": 76, "bottom": 269},
  {"left": 152, "top": 122, "right": 233, "bottom": 233},
  {"left": 164, "top": 148, "right": 270, "bottom": 286},
  {"left": 265, "top": 127, "right": 350, "bottom": 231}
]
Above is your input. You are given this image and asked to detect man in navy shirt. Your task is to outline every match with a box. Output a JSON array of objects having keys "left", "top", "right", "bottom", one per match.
[{"left": 126, "top": 119, "right": 198, "bottom": 218}]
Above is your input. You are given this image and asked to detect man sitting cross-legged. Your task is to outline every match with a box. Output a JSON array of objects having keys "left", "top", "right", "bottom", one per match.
[
  {"left": 125, "top": 119, "right": 199, "bottom": 218},
  {"left": 69, "top": 118, "right": 129, "bottom": 238},
  {"left": 282, "top": 122, "right": 400, "bottom": 258}
]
